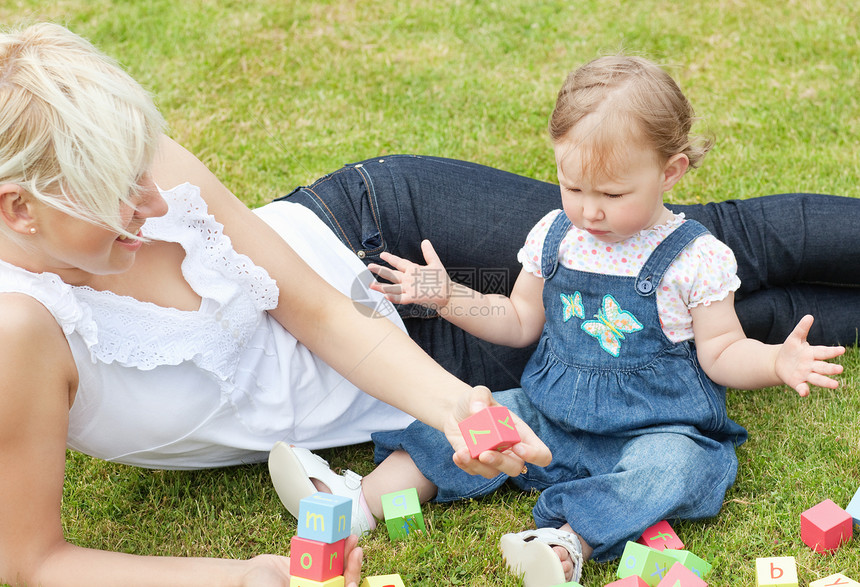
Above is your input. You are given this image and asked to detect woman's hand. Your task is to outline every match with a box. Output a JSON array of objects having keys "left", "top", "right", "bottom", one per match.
[
  {"left": 242, "top": 536, "right": 363, "bottom": 587},
  {"left": 444, "top": 386, "right": 551, "bottom": 479},
  {"left": 368, "top": 240, "right": 452, "bottom": 309},
  {"left": 775, "top": 315, "right": 844, "bottom": 397}
]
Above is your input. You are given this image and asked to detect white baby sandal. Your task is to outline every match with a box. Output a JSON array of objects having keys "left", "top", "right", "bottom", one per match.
[
  {"left": 499, "top": 528, "right": 584, "bottom": 586},
  {"left": 268, "top": 441, "right": 376, "bottom": 536}
]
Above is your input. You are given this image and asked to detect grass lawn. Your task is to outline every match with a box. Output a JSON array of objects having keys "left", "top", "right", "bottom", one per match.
[{"left": 3, "top": 0, "right": 859, "bottom": 584}]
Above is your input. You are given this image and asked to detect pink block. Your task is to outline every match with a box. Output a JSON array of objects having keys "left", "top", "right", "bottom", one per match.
[
  {"left": 290, "top": 536, "right": 345, "bottom": 582},
  {"left": 458, "top": 406, "right": 521, "bottom": 458},
  {"left": 637, "top": 520, "right": 684, "bottom": 551},
  {"left": 605, "top": 576, "right": 649, "bottom": 586},
  {"left": 800, "top": 499, "right": 853, "bottom": 553},
  {"left": 657, "top": 562, "right": 707, "bottom": 586}
]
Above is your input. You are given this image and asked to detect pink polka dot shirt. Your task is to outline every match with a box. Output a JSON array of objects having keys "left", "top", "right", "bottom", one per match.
[{"left": 517, "top": 209, "right": 741, "bottom": 343}]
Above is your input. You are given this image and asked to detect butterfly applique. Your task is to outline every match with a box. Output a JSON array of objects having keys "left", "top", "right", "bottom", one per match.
[
  {"left": 581, "top": 294, "right": 643, "bottom": 357},
  {"left": 560, "top": 292, "right": 585, "bottom": 322}
]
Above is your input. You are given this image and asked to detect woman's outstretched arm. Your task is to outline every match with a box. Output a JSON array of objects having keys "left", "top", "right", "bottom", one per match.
[{"left": 150, "top": 136, "right": 552, "bottom": 476}]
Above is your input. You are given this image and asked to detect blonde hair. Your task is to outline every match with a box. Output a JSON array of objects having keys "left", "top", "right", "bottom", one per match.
[
  {"left": 0, "top": 22, "right": 165, "bottom": 235},
  {"left": 549, "top": 55, "right": 712, "bottom": 179}
]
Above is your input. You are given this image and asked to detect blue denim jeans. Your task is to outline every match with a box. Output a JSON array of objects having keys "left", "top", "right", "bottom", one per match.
[
  {"left": 372, "top": 388, "right": 741, "bottom": 561},
  {"left": 277, "top": 155, "right": 860, "bottom": 388}
]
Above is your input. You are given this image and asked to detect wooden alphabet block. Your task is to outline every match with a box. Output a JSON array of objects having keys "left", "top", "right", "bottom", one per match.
[
  {"left": 637, "top": 520, "right": 684, "bottom": 551},
  {"left": 800, "top": 499, "right": 853, "bottom": 553},
  {"left": 360, "top": 574, "right": 406, "bottom": 587},
  {"left": 289, "top": 536, "right": 345, "bottom": 582},
  {"left": 458, "top": 405, "right": 521, "bottom": 458},
  {"left": 810, "top": 573, "right": 860, "bottom": 587},
  {"left": 296, "top": 492, "right": 352, "bottom": 544},
  {"left": 604, "top": 576, "right": 649, "bottom": 587},
  {"left": 663, "top": 549, "right": 712, "bottom": 580},
  {"left": 381, "top": 488, "right": 426, "bottom": 540},
  {"left": 617, "top": 541, "right": 677, "bottom": 586},
  {"left": 657, "top": 562, "right": 707, "bottom": 587},
  {"left": 846, "top": 486, "right": 860, "bottom": 526},
  {"left": 755, "top": 557, "right": 798, "bottom": 587},
  {"left": 289, "top": 575, "right": 345, "bottom": 587}
]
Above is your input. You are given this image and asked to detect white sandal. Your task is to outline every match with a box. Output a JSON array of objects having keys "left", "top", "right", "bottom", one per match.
[
  {"left": 499, "top": 528, "right": 584, "bottom": 586},
  {"left": 267, "top": 441, "right": 375, "bottom": 536}
]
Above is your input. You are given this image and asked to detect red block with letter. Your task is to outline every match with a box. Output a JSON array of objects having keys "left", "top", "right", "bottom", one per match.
[
  {"left": 458, "top": 406, "right": 521, "bottom": 458},
  {"left": 800, "top": 499, "right": 853, "bottom": 553},
  {"left": 637, "top": 520, "right": 684, "bottom": 551},
  {"left": 360, "top": 575, "right": 406, "bottom": 587},
  {"left": 289, "top": 535, "right": 345, "bottom": 582},
  {"left": 657, "top": 562, "right": 707, "bottom": 586}
]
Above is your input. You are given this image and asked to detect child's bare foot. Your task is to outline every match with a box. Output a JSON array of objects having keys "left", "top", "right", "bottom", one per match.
[
  {"left": 552, "top": 544, "right": 577, "bottom": 581},
  {"left": 499, "top": 526, "right": 588, "bottom": 586},
  {"left": 555, "top": 523, "right": 593, "bottom": 578}
]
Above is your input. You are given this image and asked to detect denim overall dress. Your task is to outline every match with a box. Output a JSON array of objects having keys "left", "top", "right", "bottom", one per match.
[{"left": 372, "top": 213, "right": 748, "bottom": 561}]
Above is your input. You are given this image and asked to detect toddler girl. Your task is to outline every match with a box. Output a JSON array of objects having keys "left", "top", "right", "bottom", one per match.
[{"left": 270, "top": 55, "right": 844, "bottom": 585}]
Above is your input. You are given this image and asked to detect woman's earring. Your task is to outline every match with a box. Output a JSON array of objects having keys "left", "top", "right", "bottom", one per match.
[{"left": 29, "top": 227, "right": 37, "bottom": 234}]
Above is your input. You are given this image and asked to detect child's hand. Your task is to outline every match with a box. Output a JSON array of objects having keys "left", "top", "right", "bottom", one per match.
[
  {"left": 775, "top": 315, "right": 845, "bottom": 397},
  {"left": 368, "top": 240, "right": 452, "bottom": 309},
  {"left": 444, "top": 386, "right": 552, "bottom": 479}
]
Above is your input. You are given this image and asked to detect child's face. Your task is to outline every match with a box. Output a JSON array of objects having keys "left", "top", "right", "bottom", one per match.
[{"left": 554, "top": 135, "right": 686, "bottom": 244}]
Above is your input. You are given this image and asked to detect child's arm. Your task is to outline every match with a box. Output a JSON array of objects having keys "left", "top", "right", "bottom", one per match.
[
  {"left": 368, "top": 240, "right": 546, "bottom": 348},
  {"left": 691, "top": 294, "right": 844, "bottom": 396}
]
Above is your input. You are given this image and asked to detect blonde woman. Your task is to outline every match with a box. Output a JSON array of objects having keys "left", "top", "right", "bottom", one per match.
[{"left": 0, "top": 22, "right": 550, "bottom": 586}]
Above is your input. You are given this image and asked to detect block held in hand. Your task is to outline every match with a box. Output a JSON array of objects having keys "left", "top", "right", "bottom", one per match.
[{"left": 458, "top": 405, "right": 521, "bottom": 459}]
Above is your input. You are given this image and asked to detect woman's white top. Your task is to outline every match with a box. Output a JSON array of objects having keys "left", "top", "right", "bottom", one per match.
[{"left": 0, "top": 183, "right": 414, "bottom": 469}]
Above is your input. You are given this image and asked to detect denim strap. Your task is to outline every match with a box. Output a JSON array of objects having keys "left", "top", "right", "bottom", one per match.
[
  {"left": 635, "top": 220, "right": 709, "bottom": 297},
  {"left": 541, "top": 212, "right": 573, "bottom": 280}
]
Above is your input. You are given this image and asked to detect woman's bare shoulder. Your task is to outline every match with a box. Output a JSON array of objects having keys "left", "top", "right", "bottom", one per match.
[
  {"left": 0, "top": 292, "right": 77, "bottom": 395},
  {"left": 0, "top": 291, "right": 65, "bottom": 335}
]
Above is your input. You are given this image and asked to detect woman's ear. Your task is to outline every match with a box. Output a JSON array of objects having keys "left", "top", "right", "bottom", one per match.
[
  {"left": 662, "top": 153, "right": 690, "bottom": 192},
  {"left": 0, "top": 183, "right": 38, "bottom": 235}
]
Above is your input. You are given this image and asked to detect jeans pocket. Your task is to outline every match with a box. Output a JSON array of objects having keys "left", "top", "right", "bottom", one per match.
[
  {"left": 348, "top": 162, "right": 388, "bottom": 257},
  {"left": 357, "top": 193, "right": 383, "bottom": 254},
  {"left": 279, "top": 164, "right": 389, "bottom": 258}
]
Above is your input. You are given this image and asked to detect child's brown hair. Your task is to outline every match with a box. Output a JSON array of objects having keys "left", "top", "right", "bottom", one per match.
[{"left": 549, "top": 55, "right": 712, "bottom": 179}]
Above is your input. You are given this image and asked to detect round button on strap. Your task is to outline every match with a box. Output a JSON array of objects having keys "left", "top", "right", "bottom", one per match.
[{"left": 637, "top": 278, "right": 654, "bottom": 294}]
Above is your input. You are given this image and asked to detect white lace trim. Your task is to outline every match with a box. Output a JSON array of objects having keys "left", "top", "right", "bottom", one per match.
[
  {"left": 688, "top": 284, "right": 738, "bottom": 309},
  {"left": 0, "top": 183, "right": 280, "bottom": 376},
  {"left": 0, "top": 259, "right": 98, "bottom": 348},
  {"left": 641, "top": 211, "right": 686, "bottom": 235},
  {"left": 143, "top": 183, "right": 279, "bottom": 311}
]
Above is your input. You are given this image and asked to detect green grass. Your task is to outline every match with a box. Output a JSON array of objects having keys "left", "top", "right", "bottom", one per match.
[{"left": 3, "top": 0, "right": 859, "bottom": 584}]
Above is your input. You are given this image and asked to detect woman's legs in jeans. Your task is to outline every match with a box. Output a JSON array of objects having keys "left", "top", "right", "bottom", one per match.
[
  {"left": 277, "top": 155, "right": 554, "bottom": 389},
  {"left": 279, "top": 156, "right": 860, "bottom": 387},
  {"left": 668, "top": 194, "right": 860, "bottom": 345}
]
